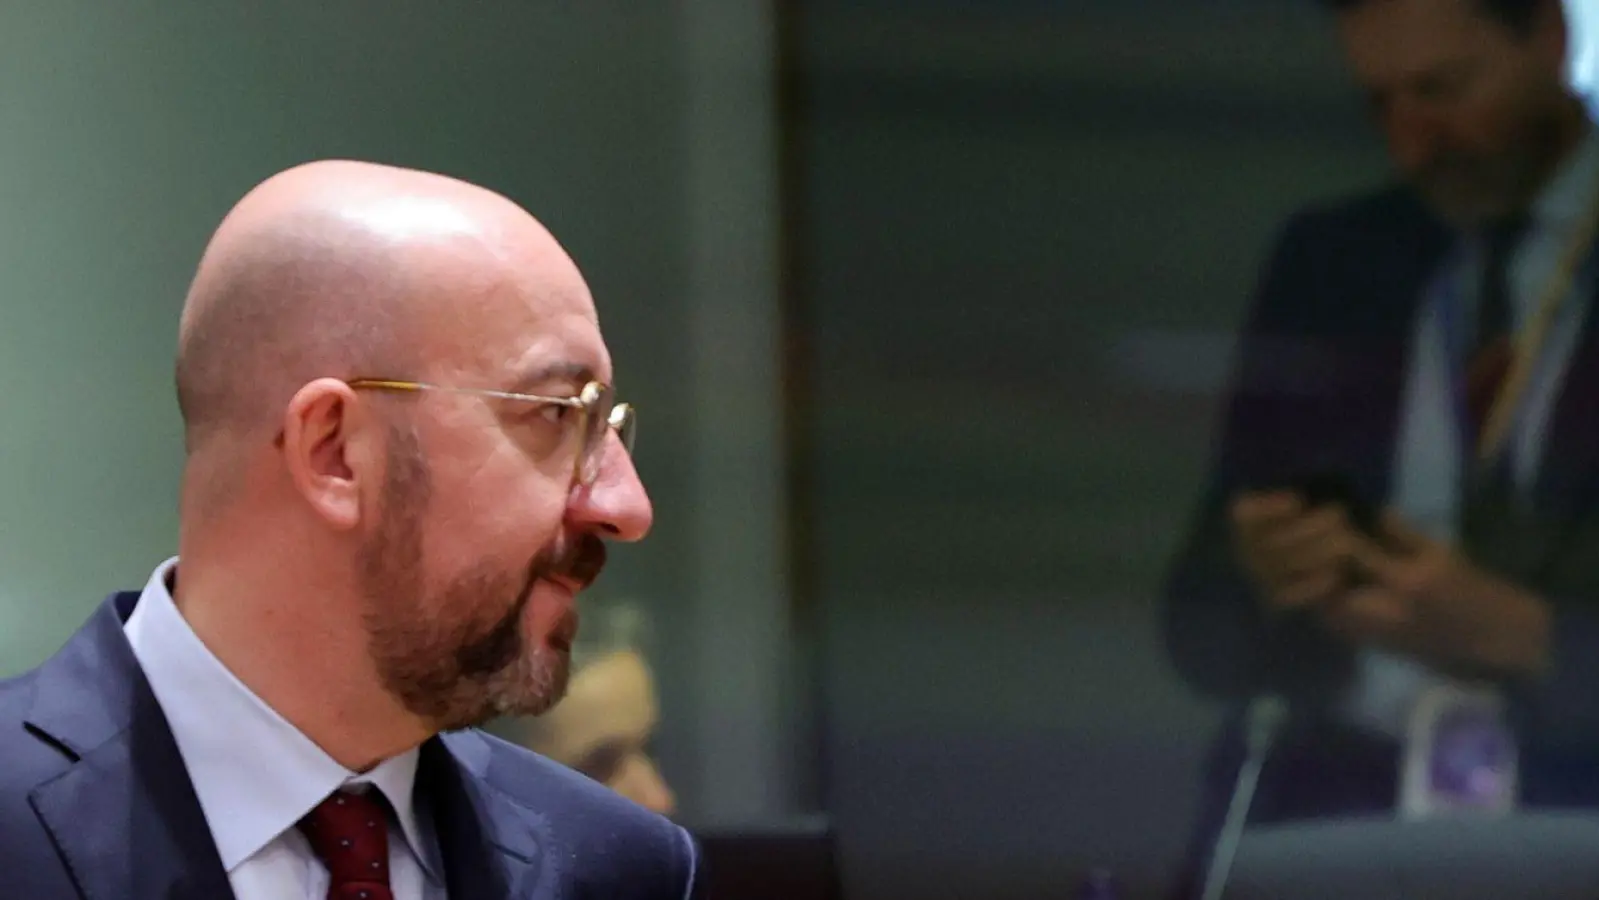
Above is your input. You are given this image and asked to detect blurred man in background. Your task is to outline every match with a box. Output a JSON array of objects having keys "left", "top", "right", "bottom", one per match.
[{"left": 1164, "top": 0, "right": 1599, "bottom": 887}]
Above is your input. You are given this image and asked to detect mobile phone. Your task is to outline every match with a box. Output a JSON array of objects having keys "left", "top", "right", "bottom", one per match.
[{"left": 1288, "top": 471, "right": 1380, "bottom": 536}]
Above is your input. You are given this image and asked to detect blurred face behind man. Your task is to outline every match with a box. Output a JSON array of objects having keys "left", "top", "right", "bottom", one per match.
[
  {"left": 526, "top": 649, "right": 677, "bottom": 816},
  {"left": 1334, "top": 0, "right": 1581, "bottom": 225}
]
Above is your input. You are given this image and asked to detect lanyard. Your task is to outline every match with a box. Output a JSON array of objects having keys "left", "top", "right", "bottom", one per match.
[{"left": 1434, "top": 186, "right": 1599, "bottom": 467}]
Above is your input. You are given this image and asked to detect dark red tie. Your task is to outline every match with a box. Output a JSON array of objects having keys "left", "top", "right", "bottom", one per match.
[
  {"left": 1464, "top": 336, "right": 1513, "bottom": 449},
  {"left": 298, "top": 789, "right": 395, "bottom": 900},
  {"left": 1460, "top": 217, "right": 1527, "bottom": 547},
  {"left": 1464, "top": 215, "right": 1527, "bottom": 455}
]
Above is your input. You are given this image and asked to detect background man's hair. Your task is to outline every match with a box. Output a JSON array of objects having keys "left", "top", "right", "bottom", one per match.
[
  {"left": 1315, "top": 0, "right": 1548, "bottom": 34},
  {"left": 568, "top": 596, "right": 652, "bottom": 672}
]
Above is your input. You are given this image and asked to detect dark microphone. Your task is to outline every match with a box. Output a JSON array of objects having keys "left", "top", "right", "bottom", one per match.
[{"left": 1197, "top": 694, "right": 1287, "bottom": 900}]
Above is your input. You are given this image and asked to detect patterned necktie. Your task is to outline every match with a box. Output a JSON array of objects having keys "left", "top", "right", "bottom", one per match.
[
  {"left": 298, "top": 789, "right": 395, "bottom": 900},
  {"left": 1460, "top": 215, "right": 1530, "bottom": 561},
  {"left": 1463, "top": 215, "right": 1529, "bottom": 458}
]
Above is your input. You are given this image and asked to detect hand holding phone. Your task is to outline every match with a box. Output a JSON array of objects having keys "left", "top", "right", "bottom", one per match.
[
  {"left": 1289, "top": 471, "right": 1380, "bottom": 537},
  {"left": 1230, "top": 471, "right": 1375, "bottom": 611}
]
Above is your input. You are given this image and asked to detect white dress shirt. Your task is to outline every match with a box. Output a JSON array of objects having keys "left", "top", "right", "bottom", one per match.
[{"left": 124, "top": 557, "right": 446, "bottom": 899}]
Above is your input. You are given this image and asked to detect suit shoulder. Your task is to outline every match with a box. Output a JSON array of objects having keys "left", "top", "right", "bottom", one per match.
[
  {"left": 1277, "top": 182, "right": 1443, "bottom": 248},
  {"left": 1244, "top": 182, "right": 1450, "bottom": 329},
  {"left": 0, "top": 666, "right": 78, "bottom": 881},
  {"left": 447, "top": 730, "right": 698, "bottom": 896},
  {"left": 0, "top": 665, "right": 52, "bottom": 766},
  {"left": 0, "top": 665, "right": 42, "bottom": 716},
  {"left": 0, "top": 667, "right": 78, "bottom": 791},
  {"left": 453, "top": 728, "right": 686, "bottom": 839}
]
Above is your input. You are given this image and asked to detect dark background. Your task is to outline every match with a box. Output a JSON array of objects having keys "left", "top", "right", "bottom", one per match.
[
  {"left": 793, "top": 2, "right": 1386, "bottom": 895},
  {"left": 12, "top": 1, "right": 1593, "bottom": 897}
]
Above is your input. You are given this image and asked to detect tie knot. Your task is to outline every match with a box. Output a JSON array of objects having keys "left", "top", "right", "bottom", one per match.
[{"left": 298, "top": 789, "right": 394, "bottom": 900}]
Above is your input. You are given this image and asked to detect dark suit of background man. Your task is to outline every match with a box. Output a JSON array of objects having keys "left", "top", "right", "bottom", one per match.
[
  {"left": 1164, "top": 0, "right": 1599, "bottom": 884},
  {"left": 0, "top": 160, "right": 703, "bottom": 899}
]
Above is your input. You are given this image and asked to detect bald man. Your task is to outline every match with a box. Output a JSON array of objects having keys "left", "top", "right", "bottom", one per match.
[{"left": 0, "top": 160, "right": 703, "bottom": 900}]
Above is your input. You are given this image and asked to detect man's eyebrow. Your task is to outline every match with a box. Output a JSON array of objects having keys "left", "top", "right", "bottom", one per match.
[{"left": 505, "top": 361, "right": 598, "bottom": 395}]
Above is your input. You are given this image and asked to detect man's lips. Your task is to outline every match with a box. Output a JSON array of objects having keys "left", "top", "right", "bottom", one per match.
[
  {"left": 545, "top": 574, "right": 587, "bottom": 597},
  {"left": 549, "top": 605, "right": 580, "bottom": 652},
  {"left": 533, "top": 577, "right": 583, "bottom": 652}
]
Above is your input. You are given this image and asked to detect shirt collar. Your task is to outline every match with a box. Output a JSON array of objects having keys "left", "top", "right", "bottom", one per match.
[{"left": 122, "top": 558, "right": 441, "bottom": 881}]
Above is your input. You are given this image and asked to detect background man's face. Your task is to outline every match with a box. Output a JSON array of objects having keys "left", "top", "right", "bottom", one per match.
[{"left": 1337, "top": 0, "right": 1573, "bottom": 224}]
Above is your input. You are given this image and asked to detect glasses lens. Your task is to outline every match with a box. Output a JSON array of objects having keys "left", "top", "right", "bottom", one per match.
[
  {"left": 579, "top": 382, "right": 615, "bottom": 486},
  {"left": 611, "top": 403, "right": 636, "bottom": 456}
]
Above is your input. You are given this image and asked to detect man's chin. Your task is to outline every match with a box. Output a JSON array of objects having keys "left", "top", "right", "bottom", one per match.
[
  {"left": 539, "top": 652, "right": 572, "bottom": 710},
  {"left": 503, "top": 651, "right": 572, "bottom": 719},
  {"left": 1415, "top": 172, "right": 1540, "bottom": 228}
]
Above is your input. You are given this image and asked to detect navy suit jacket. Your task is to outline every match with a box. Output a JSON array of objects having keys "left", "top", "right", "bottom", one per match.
[
  {"left": 1163, "top": 184, "right": 1599, "bottom": 840},
  {"left": 0, "top": 591, "right": 705, "bottom": 900}
]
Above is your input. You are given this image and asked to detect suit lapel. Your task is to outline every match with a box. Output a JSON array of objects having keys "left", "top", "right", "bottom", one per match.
[
  {"left": 422, "top": 732, "right": 547, "bottom": 900},
  {"left": 23, "top": 593, "right": 235, "bottom": 900},
  {"left": 1528, "top": 268, "right": 1599, "bottom": 581},
  {"left": 28, "top": 723, "right": 237, "bottom": 900}
]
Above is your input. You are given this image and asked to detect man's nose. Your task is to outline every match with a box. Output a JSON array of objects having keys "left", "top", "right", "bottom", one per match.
[{"left": 567, "top": 432, "right": 653, "bottom": 542}]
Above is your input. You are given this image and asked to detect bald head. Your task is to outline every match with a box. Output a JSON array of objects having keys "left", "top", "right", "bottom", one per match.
[{"left": 175, "top": 160, "right": 565, "bottom": 452}]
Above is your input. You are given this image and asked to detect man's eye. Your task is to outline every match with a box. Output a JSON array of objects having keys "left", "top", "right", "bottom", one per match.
[{"left": 537, "top": 404, "right": 573, "bottom": 425}]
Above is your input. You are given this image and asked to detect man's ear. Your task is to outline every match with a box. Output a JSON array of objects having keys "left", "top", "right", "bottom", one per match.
[{"left": 281, "top": 378, "right": 373, "bottom": 530}]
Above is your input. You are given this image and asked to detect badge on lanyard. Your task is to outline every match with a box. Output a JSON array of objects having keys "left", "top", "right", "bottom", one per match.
[{"left": 1400, "top": 683, "right": 1518, "bottom": 820}]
